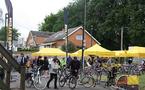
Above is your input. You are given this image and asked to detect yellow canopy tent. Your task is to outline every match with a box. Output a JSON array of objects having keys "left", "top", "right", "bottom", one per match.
[
  {"left": 84, "top": 44, "right": 115, "bottom": 57},
  {"left": 69, "top": 49, "right": 87, "bottom": 57},
  {"left": 32, "top": 48, "right": 66, "bottom": 56},
  {"left": 126, "top": 46, "right": 145, "bottom": 58},
  {"left": 113, "top": 50, "right": 128, "bottom": 57}
]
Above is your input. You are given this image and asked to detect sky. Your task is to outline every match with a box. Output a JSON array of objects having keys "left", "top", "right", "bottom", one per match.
[{"left": 0, "top": 0, "right": 73, "bottom": 40}]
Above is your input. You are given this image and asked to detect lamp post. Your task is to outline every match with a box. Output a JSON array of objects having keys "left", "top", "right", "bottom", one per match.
[
  {"left": 82, "top": 0, "right": 86, "bottom": 70},
  {"left": 64, "top": 8, "right": 68, "bottom": 61}
]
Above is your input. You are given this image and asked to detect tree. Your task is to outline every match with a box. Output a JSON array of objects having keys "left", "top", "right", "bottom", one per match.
[
  {"left": 0, "top": 27, "right": 20, "bottom": 41},
  {"left": 61, "top": 41, "right": 77, "bottom": 53},
  {"left": 39, "top": 0, "right": 145, "bottom": 50},
  {"left": 0, "top": 8, "right": 3, "bottom": 24}
]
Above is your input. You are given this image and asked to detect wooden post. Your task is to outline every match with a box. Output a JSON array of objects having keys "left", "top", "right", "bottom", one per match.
[
  {"left": 0, "top": 80, "right": 11, "bottom": 90},
  {"left": 20, "top": 66, "right": 25, "bottom": 90},
  {"left": 6, "top": 68, "right": 11, "bottom": 89}
]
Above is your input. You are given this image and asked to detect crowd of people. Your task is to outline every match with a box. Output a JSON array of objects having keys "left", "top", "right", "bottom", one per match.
[
  {"left": 14, "top": 53, "right": 82, "bottom": 89},
  {"left": 1, "top": 52, "right": 145, "bottom": 89}
]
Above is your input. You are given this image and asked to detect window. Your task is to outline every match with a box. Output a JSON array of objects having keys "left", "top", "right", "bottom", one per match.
[{"left": 76, "top": 35, "right": 82, "bottom": 40}]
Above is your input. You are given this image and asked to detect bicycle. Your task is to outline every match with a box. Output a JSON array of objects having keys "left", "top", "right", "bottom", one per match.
[
  {"left": 59, "top": 69, "right": 78, "bottom": 89},
  {"left": 25, "top": 66, "right": 48, "bottom": 90},
  {"left": 104, "top": 68, "right": 127, "bottom": 90}
]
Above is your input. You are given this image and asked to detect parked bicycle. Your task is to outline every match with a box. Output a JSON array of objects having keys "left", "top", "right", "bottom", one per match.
[
  {"left": 59, "top": 69, "right": 78, "bottom": 89},
  {"left": 25, "top": 66, "right": 48, "bottom": 90}
]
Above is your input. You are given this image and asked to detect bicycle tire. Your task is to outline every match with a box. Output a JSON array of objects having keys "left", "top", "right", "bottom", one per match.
[
  {"left": 25, "top": 79, "right": 33, "bottom": 88},
  {"left": 33, "top": 76, "right": 47, "bottom": 90},
  {"left": 81, "top": 75, "right": 94, "bottom": 88},
  {"left": 59, "top": 75, "right": 66, "bottom": 87},
  {"left": 68, "top": 76, "right": 77, "bottom": 89}
]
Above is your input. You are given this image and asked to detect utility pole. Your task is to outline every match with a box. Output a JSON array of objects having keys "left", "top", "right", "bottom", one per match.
[{"left": 121, "top": 27, "right": 123, "bottom": 50}]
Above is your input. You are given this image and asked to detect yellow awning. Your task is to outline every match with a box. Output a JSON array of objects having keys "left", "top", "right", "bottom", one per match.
[
  {"left": 84, "top": 44, "right": 115, "bottom": 57},
  {"left": 69, "top": 49, "right": 87, "bottom": 57},
  {"left": 112, "top": 46, "right": 145, "bottom": 58},
  {"left": 32, "top": 48, "right": 66, "bottom": 56},
  {"left": 126, "top": 46, "right": 145, "bottom": 58},
  {"left": 113, "top": 50, "right": 128, "bottom": 57}
]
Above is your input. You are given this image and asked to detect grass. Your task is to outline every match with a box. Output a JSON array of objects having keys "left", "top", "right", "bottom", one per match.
[
  {"left": 139, "top": 74, "right": 145, "bottom": 90},
  {"left": 92, "top": 74, "right": 145, "bottom": 89}
]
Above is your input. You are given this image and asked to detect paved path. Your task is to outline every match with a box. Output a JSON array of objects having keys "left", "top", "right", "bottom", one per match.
[{"left": 10, "top": 72, "right": 110, "bottom": 90}]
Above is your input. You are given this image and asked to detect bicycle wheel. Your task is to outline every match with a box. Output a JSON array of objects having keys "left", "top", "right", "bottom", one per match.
[
  {"left": 25, "top": 79, "right": 33, "bottom": 88},
  {"left": 81, "top": 76, "right": 94, "bottom": 88},
  {"left": 68, "top": 76, "right": 77, "bottom": 89},
  {"left": 34, "top": 75, "right": 47, "bottom": 90},
  {"left": 59, "top": 75, "right": 66, "bottom": 87}
]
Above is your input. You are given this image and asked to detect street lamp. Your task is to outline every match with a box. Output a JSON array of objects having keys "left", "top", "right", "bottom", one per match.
[
  {"left": 82, "top": 0, "right": 86, "bottom": 70},
  {"left": 64, "top": 8, "right": 68, "bottom": 61}
]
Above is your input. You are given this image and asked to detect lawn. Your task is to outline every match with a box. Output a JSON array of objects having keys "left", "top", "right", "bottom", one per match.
[
  {"left": 139, "top": 74, "right": 145, "bottom": 90},
  {"left": 96, "top": 74, "right": 145, "bottom": 90}
]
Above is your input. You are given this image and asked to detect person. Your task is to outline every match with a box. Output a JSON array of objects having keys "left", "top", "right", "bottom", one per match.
[
  {"left": 128, "top": 58, "right": 133, "bottom": 65},
  {"left": 69, "top": 57, "right": 81, "bottom": 77},
  {"left": 106, "top": 66, "right": 118, "bottom": 86},
  {"left": 88, "top": 58, "right": 93, "bottom": 66},
  {"left": 60, "top": 57, "right": 66, "bottom": 68},
  {"left": 66, "top": 55, "right": 72, "bottom": 66},
  {"left": 42, "top": 57, "right": 49, "bottom": 70},
  {"left": 19, "top": 53, "right": 27, "bottom": 66},
  {"left": 42, "top": 57, "right": 49, "bottom": 77},
  {"left": 46, "top": 57, "right": 59, "bottom": 89},
  {"left": 37, "top": 56, "right": 44, "bottom": 67},
  {"left": 142, "top": 60, "right": 145, "bottom": 74}
]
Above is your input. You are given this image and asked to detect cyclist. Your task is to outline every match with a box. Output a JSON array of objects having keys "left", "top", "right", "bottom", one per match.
[
  {"left": 68, "top": 57, "right": 81, "bottom": 77},
  {"left": 66, "top": 56, "right": 72, "bottom": 67}
]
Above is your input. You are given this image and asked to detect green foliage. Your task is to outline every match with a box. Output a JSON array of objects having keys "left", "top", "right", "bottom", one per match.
[
  {"left": 39, "top": 0, "right": 145, "bottom": 50},
  {"left": 0, "top": 27, "right": 20, "bottom": 41},
  {"left": 61, "top": 41, "right": 77, "bottom": 53},
  {"left": 17, "top": 47, "right": 39, "bottom": 52},
  {"left": 39, "top": 11, "right": 64, "bottom": 32}
]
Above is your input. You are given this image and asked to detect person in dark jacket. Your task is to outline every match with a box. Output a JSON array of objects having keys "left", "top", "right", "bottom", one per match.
[
  {"left": 69, "top": 57, "right": 81, "bottom": 77},
  {"left": 19, "top": 53, "right": 27, "bottom": 66},
  {"left": 37, "top": 56, "right": 44, "bottom": 67}
]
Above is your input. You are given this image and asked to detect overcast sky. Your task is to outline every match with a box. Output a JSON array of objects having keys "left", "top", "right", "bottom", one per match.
[{"left": 0, "top": 0, "right": 73, "bottom": 40}]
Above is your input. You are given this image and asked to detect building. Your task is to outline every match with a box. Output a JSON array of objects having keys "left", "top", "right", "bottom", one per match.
[
  {"left": 26, "top": 31, "right": 54, "bottom": 48},
  {"left": 40, "top": 26, "right": 100, "bottom": 49}
]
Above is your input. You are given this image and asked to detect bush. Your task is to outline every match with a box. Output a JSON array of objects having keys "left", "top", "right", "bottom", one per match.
[{"left": 17, "top": 47, "right": 39, "bottom": 52}]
